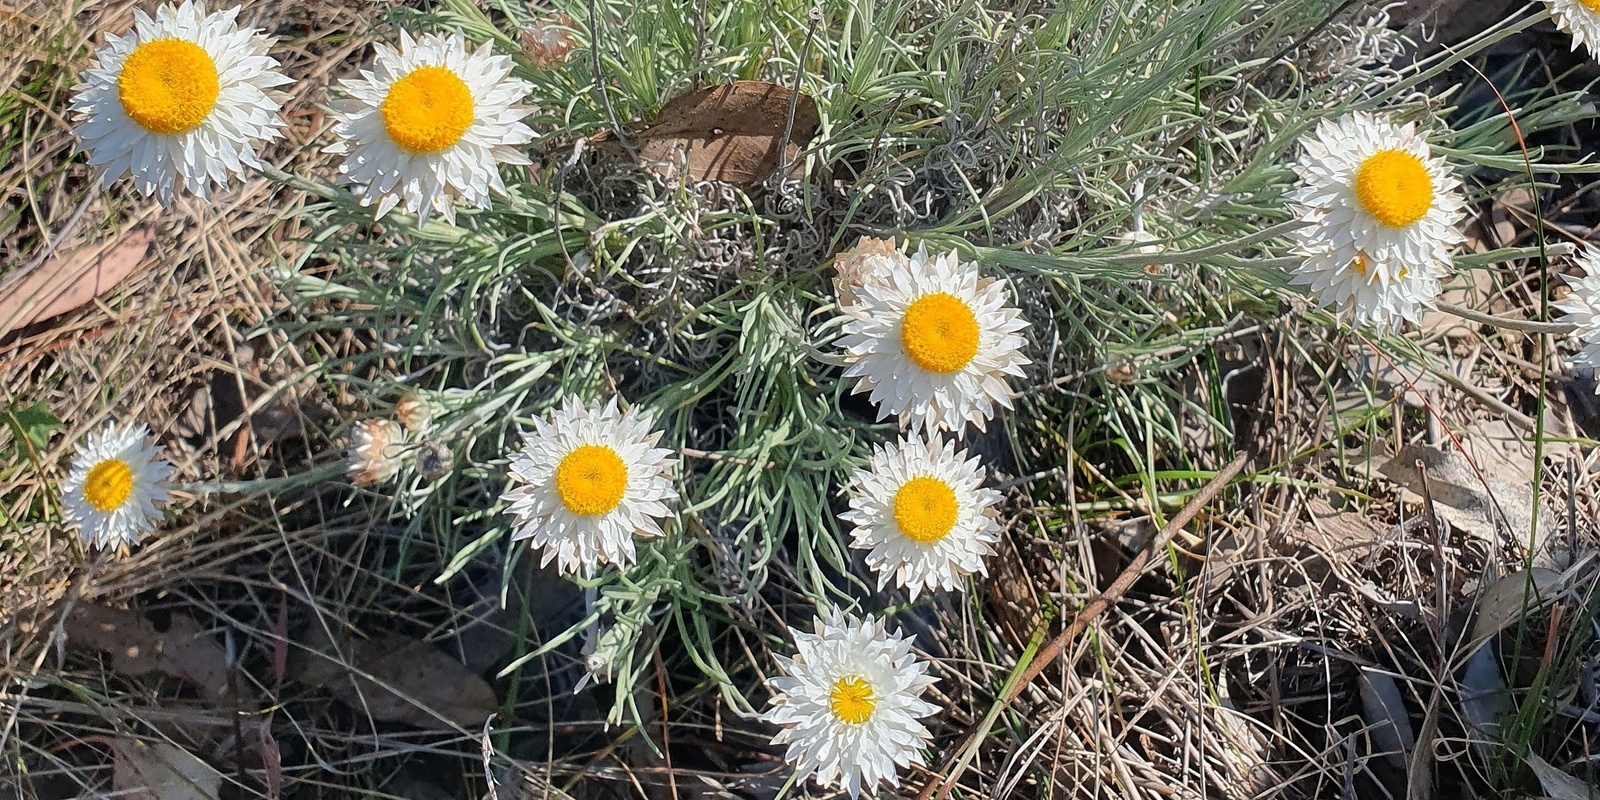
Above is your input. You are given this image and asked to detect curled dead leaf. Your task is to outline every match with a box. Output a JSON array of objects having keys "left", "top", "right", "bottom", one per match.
[
  {"left": 591, "top": 80, "right": 820, "bottom": 185},
  {"left": 0, "top": 226, "right": 154, "bottom": 337}
]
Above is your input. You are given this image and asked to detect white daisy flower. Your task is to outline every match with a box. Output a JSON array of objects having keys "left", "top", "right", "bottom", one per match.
[
  {"left": 1289, "top": 111, "right": 1466, "bottom": 276},
  {"left": 1289, "top": 234, "right": 1447, "bottom": 334},
  {"left": 833, "top": 236, "right": 907, "bottom": 313},
  {"left": 501, "top": 396, "right": 678, "bottom": 577},
  {"left": 840, "top": 435, "right": 1001, "bottom": 599},
  {"left": 1546, "top": 0, "right": 1600, "bottom": 56},
  {"left": 763, "top": 611, "right": 939, "bottom": 798},
  {"left": 68, "top": 1, "right": 290, "bottom": 204},
  {"left": 837, "top": 245, "right": 1031, "bottom": 435},
  {"left": 62, "top": 422, "right": 174, "bottom": 550},
  {"left": 1555, "top": 246, "right": 1600, "bottom": 378},
  {"left": 327, "top": 30, "right": 535, "bottom": 225},
  {"left": 348, "top": 419, "right": 406, "bottom": 486}
]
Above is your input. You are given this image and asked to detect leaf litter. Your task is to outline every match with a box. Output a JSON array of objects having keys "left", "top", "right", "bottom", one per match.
[
  {"left": 591, "top": 80, "right": 820, "bottom": 185},
  {"left": 286, "top": 620, "right": 498, "bottom": 729},
  {"left": 112, "top": 739, "right": 222, "bottom": 800}
]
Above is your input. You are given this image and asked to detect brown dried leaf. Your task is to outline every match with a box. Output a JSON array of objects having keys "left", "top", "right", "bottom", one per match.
[
  {"left": 1528, "top": 753, "right": 1598, "bottom": 800},
  {"left": 1357, "top": 668, "right": 1414, "bottom": 773},
  {"left": 1470, "top": 568, "right": 1564, "bottom": 645},
  {"left": 0, "top": 226, "right": 154, "bottom": 337},
  {"left": 65, "top": 604, "right": 232, "bottom": 700},
  {"left": 113, "top": 740, "right": 221, "bottom": 800},
  {"left": 290, "top": 626, "right": 498, "bottom": 729},
  {"left": 592, "top": 81, "right": 819, "bottom": 185}
]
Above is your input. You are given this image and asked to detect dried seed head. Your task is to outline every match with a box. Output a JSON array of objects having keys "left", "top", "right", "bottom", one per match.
[
  {"left": 521, "top": 15, "right": 578, "bottom": 69},
  {"left": 395, "top": 391, "right": 434, "bottom": 434},
  {"left": 348, "top": 419, "right": 405, "bottom": 486},
  {"left": 1106, "top": 360, "right": 1138, "bottom": 386},
  {"left": 416, "top": 440, "right": 453, "bottom": 481}
]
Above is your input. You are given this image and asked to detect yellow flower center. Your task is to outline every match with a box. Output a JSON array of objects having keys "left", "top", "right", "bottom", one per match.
[
  {"left": 900, "top": 293, "right": 980, "bottom": 374},
  {"left": 893, "top": 476, "right": 960, "bottom": 544},
  {"left": 1353, "top": 149, "right": 1433, "bottom": 229},
  {"left": 116, "top": 38, "right": 220, "bottom": 135},
  {"left": 381, "top": 66, "right": 475, "bottom": 154},
  {"left": 554, "top": 445, "right": 628, "bottom": 516},
  {"left": 828, "top": 676, "right": 876, "bottom": 724},
  {"left": 1583, "top": 0, "right": 1600, "bottom": 11},
  {"left": 83, "top": 458, "right": 135, "bottom": 512}
]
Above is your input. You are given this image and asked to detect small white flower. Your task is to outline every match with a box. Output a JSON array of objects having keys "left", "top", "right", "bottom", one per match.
[
  {"left": 327, "top": 30, "right": 535, "bottom": 225},
  {"left": 62, "top": 422, "right": 174, "bottom": 549},
  {"left": 1289, "top": 111, "right": 1465, "bottom": 277},
  {"left": 1289, "top": 234, "right": 1447, "bottom": 333},
  {"left": 501, "top": 396, "right": 678, "bottom": 577},
  {"left": 1546, "top": 0, "right": 1600, "bottom": 57},
  {"left": 763, "top": 611, "right": 939, "bottom": 798},
  {"left": 840, "top": 435, "right": 1001, "bottom": 598},
  {"left": 348, "top": 419, "right": 406, "bottom": 486},
  {"left": 68, "top": 0, "right": 290, "bottom": 204},
  {"left": 833, "top": 236, "right": 907, "bottom": 312},
  {"left": 837, "top": 245, "right": 1031, "bottom": 435},
  {"left": 1556, "top": 246, "right": 1600, "bottom": 381}
]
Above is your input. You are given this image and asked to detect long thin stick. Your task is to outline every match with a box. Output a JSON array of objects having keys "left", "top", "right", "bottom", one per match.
[{"left": 917, "top": 449, "right": 1254, "bottom": 800}]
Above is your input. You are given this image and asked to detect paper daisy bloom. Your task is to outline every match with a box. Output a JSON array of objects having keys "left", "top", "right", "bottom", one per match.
[
  {"left": 762, "top": 611, "right": 939, "bottom": 798},
  {"left": 62, "top": 422, "right": 174, "bottom": 549},
  {"left": 840, "top": 435, "right": 1001, "bottom": 598},
  {"left": 327, "top": 30, "right": 536, "bottom": 225},
  {"left": 1547, "top": 0, "right": 1600, "bottom": 56},
  {"left": 501, "top": 396, "right": 678, "bottom": 577},
  {"left": 1555, "top": 247, "right": 1600, "bottom": 378},
  {"left": 837, "top": 245, "right": 1031, "bottom": 435},
  {"left": 1289, "top": 234, "right": 1447, "bottom": 333},
  {"left": 1289, "top": 111, "right": 1465, "bottom": 276},
  {"left": 68, "top": 1, "right": 290, "bottom": 204}
]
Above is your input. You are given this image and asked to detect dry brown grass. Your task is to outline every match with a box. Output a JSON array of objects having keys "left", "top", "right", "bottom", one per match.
[{"left": 0, "top": 0, "right": 381, "bottom": 734}]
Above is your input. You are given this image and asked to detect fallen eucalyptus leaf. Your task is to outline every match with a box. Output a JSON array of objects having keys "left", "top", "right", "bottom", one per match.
[
  {"left": 1528, "top": 753, "right": 1599, "bottom": 800},
  {"left": 0, "top": 226, "right": 154, "bottom": 337},
  {"left": 289, "top": 624, "right": 498, "bottom": 729},
  {"left": 65, "top": 605, "right": 233, "bottom": 700},
  {"left": 1459, "top": 644, "right": 1505, "bottom": 759},
  {"left": 112, "top": 739, "right": 220, "bottom": 800},
  {"left": 592, "top": 81, "right": 820, "bottom": 185},
  {"left": 1358, "top": 668, "right": 1414, "bottom": 772},
  {"left": 1470, "top": 568, "right": 1564, "bottom": 645}
]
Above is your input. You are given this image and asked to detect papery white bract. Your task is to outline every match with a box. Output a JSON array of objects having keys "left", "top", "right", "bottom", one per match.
[
  {"left": 62, "top": 422, "right": 174, "bottom": 549},
  {"left": 840, "top": 434, "right": 1001, "bottom": 598},
  {"left": 69, "top": 1, "right": 290, "bottom": 203},
  {"left": 1289, "top": 112, "right": 1464, "bottom": 276},
  {"left": 501, "top": 396, "right": 678, "bottom": 577},
  {"left": 837, "top": 245, "right": 1030, "bottom": 435},
  {"left": 327, "top": 30, "right": 535, "bottom": 225},
  {"left": 762, "top": 612, "right": 938, "bottom": 798},
  {"left": 1288, "top": 236, "right": 1446, "bottom": 333},
  {"left": 1556, "top": 246, "right": 1600, "bottom": 385},
  {"left": 1547, "top": 0, "right": 1600, "bottom": 57}
]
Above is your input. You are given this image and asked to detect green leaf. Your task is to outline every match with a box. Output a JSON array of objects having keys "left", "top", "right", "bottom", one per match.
[{"left": 8, "top": 402, "right": 60, "bottom": 453}]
